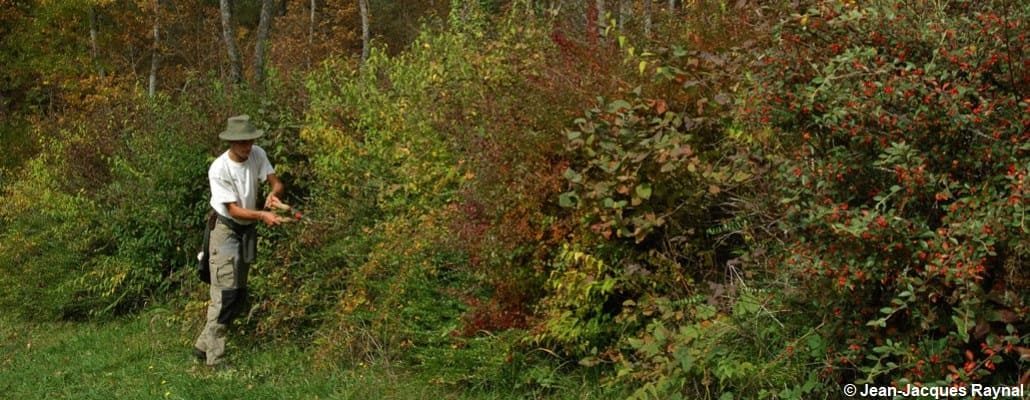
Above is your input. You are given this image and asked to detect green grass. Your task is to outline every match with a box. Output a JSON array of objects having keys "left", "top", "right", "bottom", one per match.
[{"left": 0, "top": 309, "right": 609, "bottom": 399}]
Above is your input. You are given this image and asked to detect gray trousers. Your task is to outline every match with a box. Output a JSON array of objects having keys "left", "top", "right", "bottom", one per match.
[{"left": 194, "top": 220, "right": 250, "bottom": 365}]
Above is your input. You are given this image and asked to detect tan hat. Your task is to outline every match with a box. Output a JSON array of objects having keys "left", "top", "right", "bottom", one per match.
[{"left": 219, "top": 115, "right": 264, "bottom": 141}]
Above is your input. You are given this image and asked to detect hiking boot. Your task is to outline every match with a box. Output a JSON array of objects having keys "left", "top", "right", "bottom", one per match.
[{"left": 193, "top": 347, "right": 206, "bottom": 362}]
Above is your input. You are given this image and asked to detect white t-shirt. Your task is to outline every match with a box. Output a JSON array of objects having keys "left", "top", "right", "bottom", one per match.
[{"left": 209, "top": 145, "right": 275, "bottom": 225}]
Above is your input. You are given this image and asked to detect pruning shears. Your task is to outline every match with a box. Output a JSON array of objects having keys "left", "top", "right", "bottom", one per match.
[{"left": 268, "top": 201, "right": 305, "bottom": 223}]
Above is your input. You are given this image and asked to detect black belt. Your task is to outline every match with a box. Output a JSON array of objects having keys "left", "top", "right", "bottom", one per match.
[{"left": 216, "top": 213, "right": 257, "bottom": 235}]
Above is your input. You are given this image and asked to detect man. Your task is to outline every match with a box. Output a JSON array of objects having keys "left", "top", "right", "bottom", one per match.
[{"left": 194, "top": 114, "right": 286, "bottom": 367}]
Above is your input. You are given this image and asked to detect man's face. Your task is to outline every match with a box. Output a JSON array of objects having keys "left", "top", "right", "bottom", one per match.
[{"left": 230, "top": 139, "right": 254, "bottom": 160}]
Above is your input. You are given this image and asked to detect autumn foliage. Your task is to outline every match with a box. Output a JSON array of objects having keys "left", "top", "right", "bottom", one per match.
[
  {"left": 754, "top": 0, "right": 1028, "bottom": 386},
  {"left": 0, "top": 0, "right": 1026, "bottom": 397}
]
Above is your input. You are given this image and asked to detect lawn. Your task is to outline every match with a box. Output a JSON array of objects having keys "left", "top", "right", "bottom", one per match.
[{"left": 0, "top": 309, "right": 604, "bottom": 399}]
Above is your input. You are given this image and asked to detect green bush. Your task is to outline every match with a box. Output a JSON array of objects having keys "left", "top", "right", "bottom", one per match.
[
  {"left": 616, "top": 291, "right": 829, "bottom": 400},
  {"left": 256, "top": 17, "right": 479, "bottom": 361},
  {"left": 74, "top": 98, "right": 212, "bottom": 315},
  {"left": 0, "top": 146, "right": 98, "bottom": 319},
  {"left": 0, "top": 88, "right": 220, "bottom": 319}
]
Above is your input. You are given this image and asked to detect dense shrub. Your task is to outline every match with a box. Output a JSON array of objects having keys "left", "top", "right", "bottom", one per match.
[
  {"left": 544, "top": 30, "right": 742, "bottom": 320},
  {"left": 751, "top": 0, "right": 1028, "bottom": 386},
  {"left": 0, "top": 87, "right": 231, "bottom": 319},
  {"left": 75, "top": 98, "right": 213, "bottom": 315},
  {"left": 529, "top": 6, "right": 812, "bottom": 396},
  {"left": 259, "top": 10, "right": 645, "bottom": 394},
  {"left": 262, "top": 17, "right": 479, "bottom": 361},
  {"left": 5, "top": 0, "right": 1025, "bottom": 396},
  {"left": 277, "top": 3, "right": 629, "bottom": 364},
  {"left": 0, "top": 146, "right": 98, "bottom": 319},
  {"left": 617, "top": 289, "right": 829, "bottom": 400}
]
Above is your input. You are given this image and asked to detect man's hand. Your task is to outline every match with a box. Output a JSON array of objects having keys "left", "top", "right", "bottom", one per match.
[
  {"left": 265, "top": 194, "right": 286, "bottom": 211},
  {"left": 259, "top": 211, "right": 284, "bottom": 226}
]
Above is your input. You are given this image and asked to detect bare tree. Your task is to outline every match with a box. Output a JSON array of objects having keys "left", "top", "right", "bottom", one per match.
[
  {"left": 644, "top": 0, "right": 652, "bottom": 37},
  {"left": 219, "top": 0, "right": 243, "bottom": 85},
  {"left": 309, "top": 0, "right": 317, "bottom": 48},
  {"left": 586, "top": 0, "right": 598, "bottom": 45},
  {"left": 309, "top": 0, "right": 317, "bottom": 68},
  {"left": 359, "top": 0, "right": 369, "bottom": 64},
  {"left": 254, "top": 0, "right": 276, "bottom": 86},
  {"left": 618, "top": 0, "right": 626, "bottom": 31},
  {"left": 148, "top": 0, "right": 162, "bottom": 97},
  {"left": 89, "top": 6, "right": 104, "bottom": 78}
]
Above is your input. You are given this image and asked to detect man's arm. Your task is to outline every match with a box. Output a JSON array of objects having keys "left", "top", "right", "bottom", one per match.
[
  {"left": 227, "top": 202, "right": 282, "bottom": 226},
  {"left": 264, "top": 173, "right": 285, "bottom": 210}
]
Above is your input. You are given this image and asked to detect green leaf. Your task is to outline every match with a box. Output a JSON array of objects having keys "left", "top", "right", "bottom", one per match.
[
  {"left": 559, "top": 192, "right": 579, "bottom": 208},
  {"left": 635, "top": 184, "right": 652, "bottom": 200},
  {"left": 608, "top": 100, "right": 632, "bottom": 113},
  {"left": 677, "top": 351, "right": 695, "bottom": 371},
  {"left": 563, "top": 168, "right": 582, "bottom": 183},
  {"left": 806, "top": 335, "right": 826, "bottom": 358},
  {"left": 731, "top": 171, "right": 751, "bottom": 182},
  {"left": 952, "top": 315, "right": 970, "bottom": 343}
]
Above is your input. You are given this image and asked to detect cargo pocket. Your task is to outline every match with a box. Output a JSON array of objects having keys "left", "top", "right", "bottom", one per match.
[
  {"left": 209, "top": 223, "right": 238, "bottom": 288},
  {"left": 214, "top": 255, "right": 236, "bottom": 287}
]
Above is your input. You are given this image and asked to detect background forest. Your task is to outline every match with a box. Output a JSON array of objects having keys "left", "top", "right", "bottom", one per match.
[{"left": 1, "top": 0, "right": 1027, "bottom": 398}]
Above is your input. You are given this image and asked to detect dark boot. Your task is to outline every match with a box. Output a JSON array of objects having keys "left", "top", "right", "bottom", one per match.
[{"left": 193, "top": 347, "right": 206, "bottom": 362}]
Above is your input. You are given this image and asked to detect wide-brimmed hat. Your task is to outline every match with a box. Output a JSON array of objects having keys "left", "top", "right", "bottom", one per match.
[{"left": 219, "top": 115, "right": 264, "bottom": 141}]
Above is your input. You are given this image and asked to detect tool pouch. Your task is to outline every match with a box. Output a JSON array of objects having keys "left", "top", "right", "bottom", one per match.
[{"left": 197, "top": 211, "right": 218, "bottom": 284}]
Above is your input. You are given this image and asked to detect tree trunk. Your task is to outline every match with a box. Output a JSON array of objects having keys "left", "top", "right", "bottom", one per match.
[
  {"left": 359, "top": 0, "right": 369, "bottom": 64},
  {"left": 617, "top": 0, "right": 625, "bottom": 31},
  {"left": 668, "top": 0, "right": 675, "bottom": 12},
  {"left": 309, "top": 0, "right": 317, "bottom": 45},
  {"left": 586, "top": 1, "right": 597, "bottom": 46},
  {"left": 89, "top": 6, "right": 105, "bottom": 78},
  {"left": 254, "top": 0, "right": 275, "bottom": 87},
  {"left": 309, "top": 0, "right": 316, "bottom": 68},
  {"left": 596, "top": 0, "right": 605, "bottom": 32},
  {"left": 644, "top": 0, "right": 652, "bottom": 37},
  {"left": 219, "top": 0, "right": 243, "bottom": 85},
  {"left": 148, "top": 0, "right": 161, "bottom": 97}
]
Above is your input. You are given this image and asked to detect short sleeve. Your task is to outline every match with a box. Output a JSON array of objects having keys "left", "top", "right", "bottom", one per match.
[{"left": 210, "top": 176, "right": 238, "bottom": 205}]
